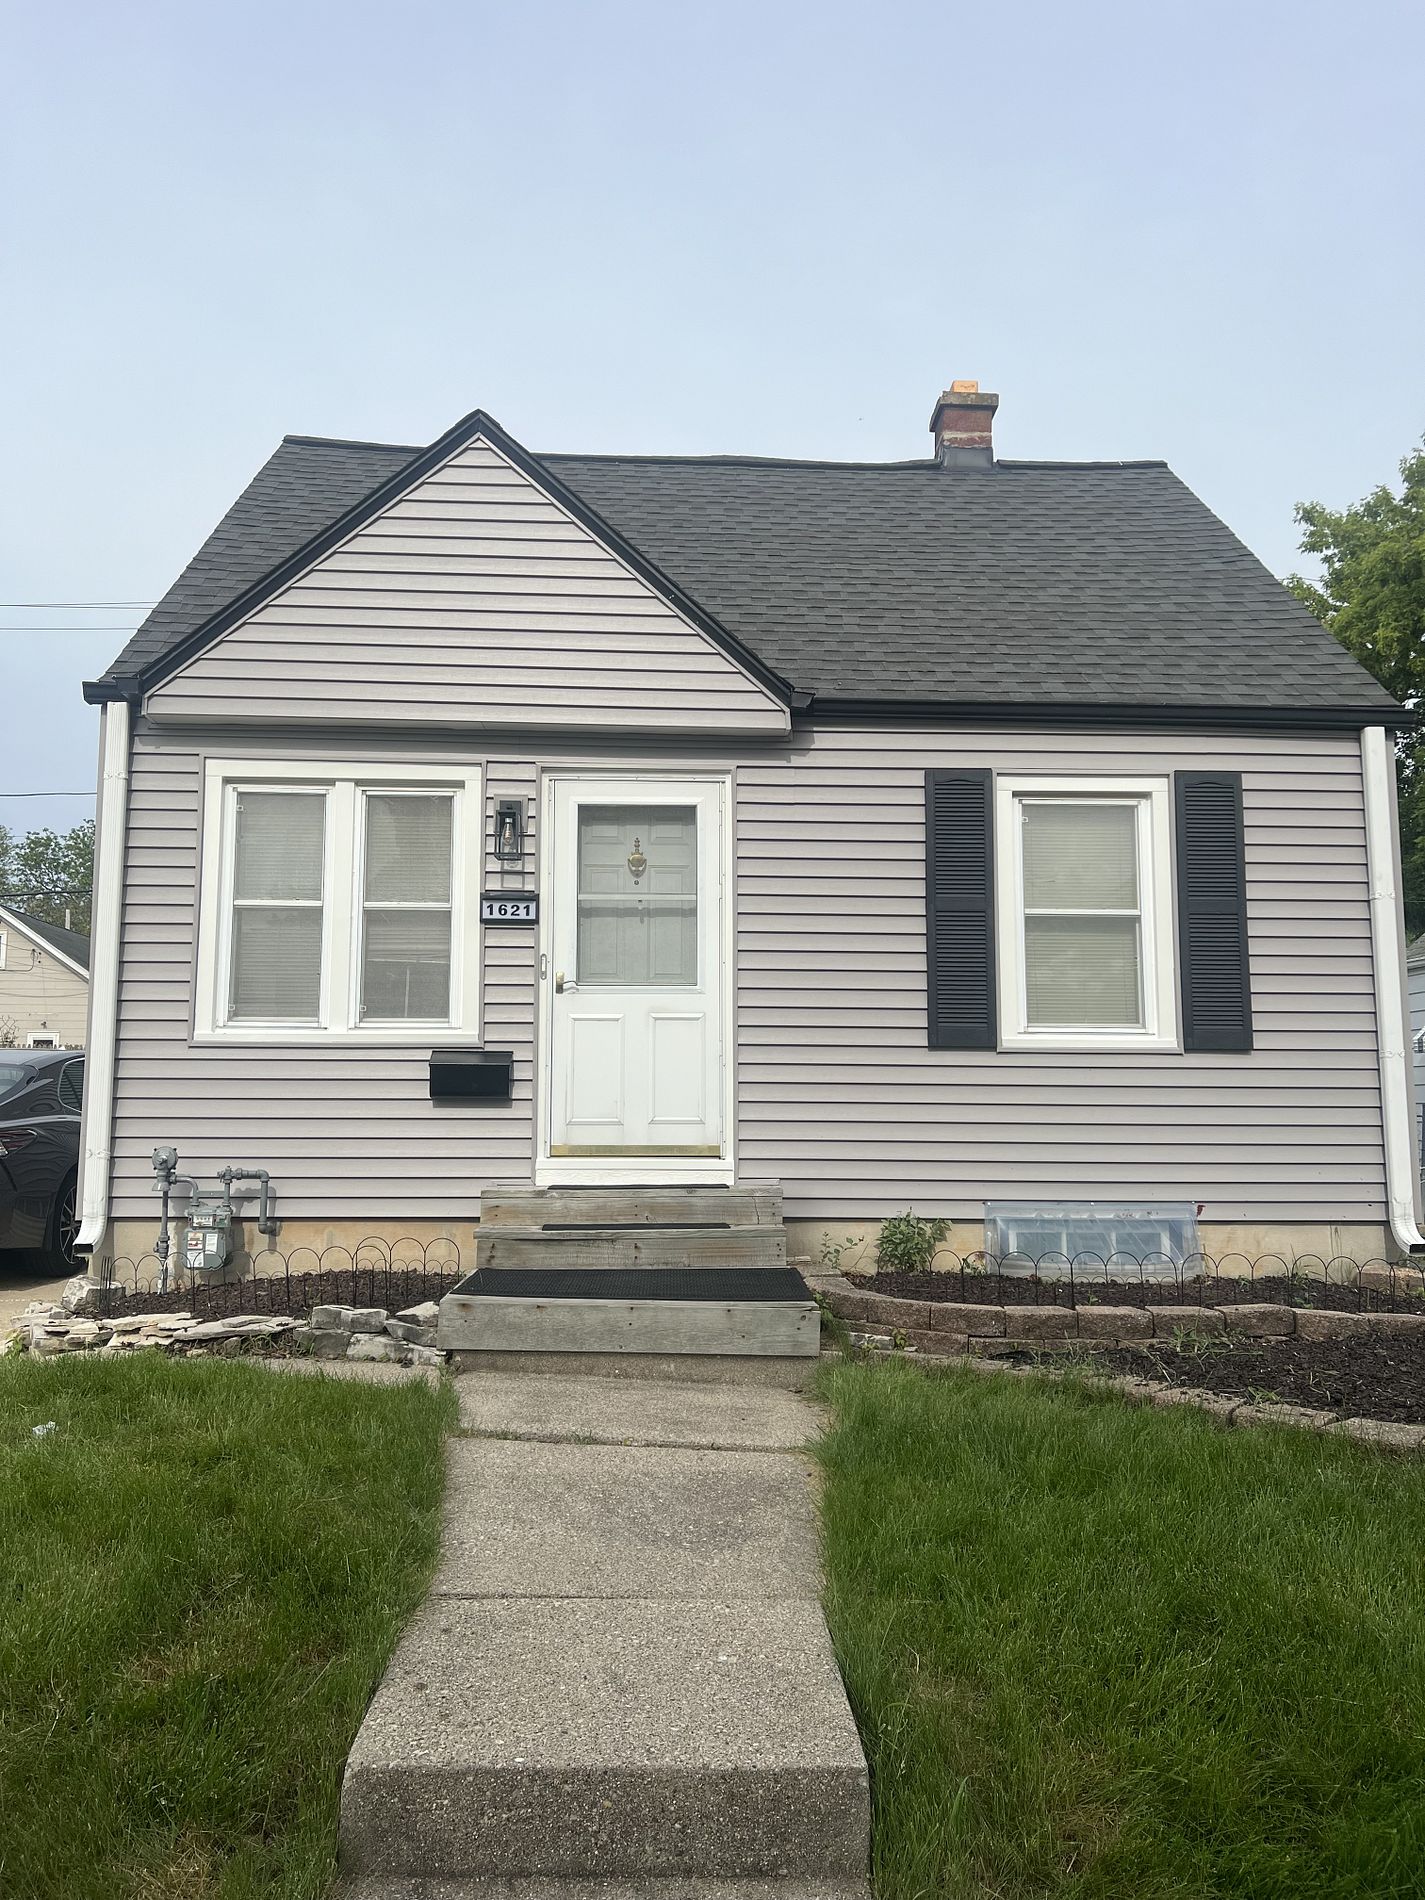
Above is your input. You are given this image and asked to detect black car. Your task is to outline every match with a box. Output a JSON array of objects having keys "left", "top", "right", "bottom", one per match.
[{"left": 0, "top": 1048, "right": 83, "bottom": 1271}]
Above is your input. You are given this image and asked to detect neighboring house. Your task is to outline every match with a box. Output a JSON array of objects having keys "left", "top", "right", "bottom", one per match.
[
  {"left": 0, "top": 906, "right": 90, "bottom": 1049},
  {"left": 1408, "top": 935, "right": 1425, "bottom": 1166},
  {"left": 74, "top": 384, "right": 1422, "bottom": 1270}
]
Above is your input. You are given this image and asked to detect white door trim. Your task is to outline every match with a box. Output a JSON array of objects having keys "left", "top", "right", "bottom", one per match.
[{"left": 536, "top": 769, "right": 734, "bottom": 1186}]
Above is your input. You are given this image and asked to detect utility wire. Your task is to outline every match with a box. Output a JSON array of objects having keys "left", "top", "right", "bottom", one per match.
[
  {"left": 0, "top": 791, "right": 97, "bottom": 799},
  {"left": 0, "top": 600, "right": 155, "bottom": 608}
]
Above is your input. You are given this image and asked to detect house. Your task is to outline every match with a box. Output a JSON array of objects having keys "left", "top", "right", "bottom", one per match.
[
  {"left": 0, "top": 906, "right": 89, "bottom": 1048},
  {"left": 1412, "top": 942, "right": 1425, "bottom": 1172},
  {"left": 73, "top": 383, "right": 1421, "bottom": 1278}
]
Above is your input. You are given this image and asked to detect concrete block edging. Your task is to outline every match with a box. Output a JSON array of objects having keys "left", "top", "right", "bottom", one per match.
[{"left": 807, "top": 1274, "right": 1425, "bottom": 1453}]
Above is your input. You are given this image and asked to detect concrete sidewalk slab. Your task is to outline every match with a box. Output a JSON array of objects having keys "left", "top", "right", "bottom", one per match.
[
  {"left": 434, "top": 1438, "right": 820, "bottom": 1600},
  {"left": 456, "top": 1372, "right": 823, "bottom": 1451},
  {"left": 340, "top": 1596, "right": 868, "bottom": 1883}
]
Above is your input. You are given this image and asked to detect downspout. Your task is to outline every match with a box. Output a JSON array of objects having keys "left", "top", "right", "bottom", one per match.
[
  {"left": 1360, "top": 724, "right": 1425, "bottom": 1254},
  {"left": 76, "top": 696, "right": 131, "bottom": 1257}
]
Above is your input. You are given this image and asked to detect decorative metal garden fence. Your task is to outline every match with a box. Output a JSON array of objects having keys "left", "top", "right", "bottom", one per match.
[{"left": 86, "top": 1239, "right": 1425, "bottom": 1318}]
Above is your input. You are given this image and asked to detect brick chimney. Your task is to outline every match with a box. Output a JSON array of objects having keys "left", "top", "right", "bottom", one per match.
[{"left": 930, "top": 380, "right": 999, "bottom": 468}]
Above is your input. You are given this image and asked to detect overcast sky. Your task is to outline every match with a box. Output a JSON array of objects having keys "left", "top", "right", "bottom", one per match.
[{"left": 3, "top": 0, "right": 1422, "bottom": 840}]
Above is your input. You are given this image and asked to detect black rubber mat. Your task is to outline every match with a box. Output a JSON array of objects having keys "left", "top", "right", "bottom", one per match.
[{"left": 449, "top": 1266, "right": 812, "bottom": 1303}]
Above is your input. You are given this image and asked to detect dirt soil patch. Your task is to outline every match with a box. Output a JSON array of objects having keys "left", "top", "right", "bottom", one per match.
[
  {"left": 1072, "top": 1335, "right": 1425, "bottom": 1424},
  {"left": 853, "top": 1268, "right": 1425, "bottom": 1314},
  {"left": 103, "top": 1267, "right": 463, "bottom": 1323}
]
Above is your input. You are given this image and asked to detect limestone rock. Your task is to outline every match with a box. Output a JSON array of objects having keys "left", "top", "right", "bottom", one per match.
[
  {"left": 394, "top": 1301, "right": 441, "bottom": 1327},
  {"left": 61, "top": 1277, "right": 109, "bottom": 1317},
  {"left": 385, "top": 1319, "right": 437, "bottom": 1347},
  {"left": 345, "top": 1308, "right": 389, "bottom": 1335},
  {"left": 347, "top": 1333, "right": 406, "bottom": 1364}
]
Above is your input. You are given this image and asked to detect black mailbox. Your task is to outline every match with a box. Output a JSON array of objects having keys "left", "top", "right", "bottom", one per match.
[{"left": 429, "top": 1049, "right": 514, "bottom": 1101}]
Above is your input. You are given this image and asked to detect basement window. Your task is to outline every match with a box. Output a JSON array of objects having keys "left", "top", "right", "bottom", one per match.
[{"left": 984, "top": 1201, "right": 1201, "bottom": 1278}]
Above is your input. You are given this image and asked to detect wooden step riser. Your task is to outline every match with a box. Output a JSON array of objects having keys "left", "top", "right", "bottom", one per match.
[
  {"left": 438, "top": 1296, "right": 820, "bottom": 1357},
  {"left": 480, "top": 1185, "right": 783, "bottom": 1229},
  {"left": 476, "top": 1230, "right": 788, "bottom": 1272}
]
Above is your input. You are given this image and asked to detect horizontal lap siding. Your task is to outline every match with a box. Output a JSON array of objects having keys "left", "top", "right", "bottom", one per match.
[
  {"left": 109, "top": 736, "right": 536, "bottom": 1224},
  {"left": 145, "top": 443, "right": 786, "bottom": 734},
  {"left": 735, "top": 727, "right": 1386, "bottom": 1223},
  {"left": 108, "top": 723, "right": 1386, "bottom": 1230}
]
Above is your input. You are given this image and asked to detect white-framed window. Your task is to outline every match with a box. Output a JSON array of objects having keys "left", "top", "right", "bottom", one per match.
[
  {"left": 195, "top": 759, "right": 482, "bottom": 1043},
  {"left": 994, "top": 776, "right": 1177, "bottom": 1051},
  {"left": 27, "top": 1032, "right": 59, "bottom": 1049}
]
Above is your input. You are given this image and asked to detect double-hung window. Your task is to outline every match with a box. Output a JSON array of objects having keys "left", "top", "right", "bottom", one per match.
[
  {"left": 196, "top": 760, "right": 482, "bottom": 1041},
  {"left": 995, "top": 776, "right": 1176, "bottom": 1049}
]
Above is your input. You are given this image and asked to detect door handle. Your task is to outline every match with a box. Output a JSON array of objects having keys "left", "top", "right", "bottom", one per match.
[{"left": 554, "top": 970, "right": 566, "bottom": 993}]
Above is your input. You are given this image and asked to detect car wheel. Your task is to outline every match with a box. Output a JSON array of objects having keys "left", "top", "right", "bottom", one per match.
[{"left": 47, "top": 1173, "right": 80, "bottom": 1273}]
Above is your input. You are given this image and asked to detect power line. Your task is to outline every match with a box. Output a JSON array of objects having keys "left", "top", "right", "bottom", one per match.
[
  {"left": 0, "top": 599, "right": 155, "bottom": 608},
  {"left": 0, "top": 791, "right": 96, "bottom": 799}
]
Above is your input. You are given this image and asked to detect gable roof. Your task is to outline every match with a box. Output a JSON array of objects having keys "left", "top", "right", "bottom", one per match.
[
  {"left": 0, "top": 906, "right": 90, "bottom": 977},
  {"left": 88, "top": 410, "right": 1404, "bottom": 727}
]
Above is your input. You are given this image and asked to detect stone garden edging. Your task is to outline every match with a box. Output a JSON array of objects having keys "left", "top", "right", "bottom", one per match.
[
  {"left": 806, "top": 1269, "right": 1425, "bottom": 1452},
  {"left": 4, "top": 1291, "right": 447, "bottom": 1369},
  {"left": 806, "top": 1269, "right": 1425, "bottom": 1353}
]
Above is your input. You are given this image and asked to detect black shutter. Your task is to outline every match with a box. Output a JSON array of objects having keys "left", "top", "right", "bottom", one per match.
[
  {"left": 925, "top": 769, "right": 996, "bottom": 1049},
  {"left": 1175, "top": 772, "right": 1253, "bottom": 1051}
]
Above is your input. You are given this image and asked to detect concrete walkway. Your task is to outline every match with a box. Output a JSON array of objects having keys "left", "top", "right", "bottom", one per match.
[{"left": 337, "top": 1374, "right": 869, "bottom": 1900}]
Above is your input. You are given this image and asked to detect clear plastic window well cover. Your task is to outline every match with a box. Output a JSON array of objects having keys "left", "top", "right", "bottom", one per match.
[{"left": 983, "top": 1202, "right": 1202, "bottom": 1279}]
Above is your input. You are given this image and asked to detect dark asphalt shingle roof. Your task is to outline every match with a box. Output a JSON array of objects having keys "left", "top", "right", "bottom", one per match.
[
  {"left": 0, "top": 908, "right": 90, "bottom": 972},
  {"left": 102, "top": 431, "right": 1399, "bottom": 716}
]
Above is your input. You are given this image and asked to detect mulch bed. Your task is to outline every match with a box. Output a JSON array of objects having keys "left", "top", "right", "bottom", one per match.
[
  {"left": 100, "top": 1267, "right": 463, "bottom": 1322},
  {"left": 1074, "top": 1336, "right": 1425, "bottom": 1426},
  {"left": 852, "top": 1269, "right": 1425, "bottom": 1315}
]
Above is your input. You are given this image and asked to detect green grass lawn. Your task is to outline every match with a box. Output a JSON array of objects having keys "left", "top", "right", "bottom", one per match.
[
  {"left": 816, "top": 1359, "right": 1425, "bottom": 1900},
  {"left": 0, "top": 1354, "right": 454, "bottom": 1900}
]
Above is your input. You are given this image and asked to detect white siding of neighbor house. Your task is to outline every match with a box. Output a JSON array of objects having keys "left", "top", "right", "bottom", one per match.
[
  {"left": 103, "top": 720, "right": 1385, "bottom": 1232},
  {"left": 143, "top": 441, "right": 788, "bottom": 734},
  {"left": 1408, "top": 954, "right": 1425, "bottom": 1165},
  {"left": 0, "top": 928, "right": 88, "bottom": 1046}
]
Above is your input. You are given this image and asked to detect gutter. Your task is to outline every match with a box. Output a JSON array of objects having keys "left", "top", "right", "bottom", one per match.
[
  {"left": 1360, "top": 724, "right": 1425, "bottom": 1254},
  {"left": 75, "top": 697, "right": 131, "bottom": 1257}
]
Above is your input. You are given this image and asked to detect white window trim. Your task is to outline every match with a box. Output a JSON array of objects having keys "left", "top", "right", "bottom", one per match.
[
  {"left": 195, "top": 758, "right": 483, "bottom": 1044},
  {"left": 27, "top": 1032, "right": 59, "bottom": 1049},
  {"left": 994, "top": 774, "right": 1178, "bottom": 1052},
  {"left": 0, "top": 928, "right": 7, "bottom": 969}
]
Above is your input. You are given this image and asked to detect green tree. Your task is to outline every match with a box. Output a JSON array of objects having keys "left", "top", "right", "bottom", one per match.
[
  {"left": 0, "top": 819, "right": 95, "bottom": 934},
  {"left": 1288, "top": 443, "right": 1425, "bottom": 933}
]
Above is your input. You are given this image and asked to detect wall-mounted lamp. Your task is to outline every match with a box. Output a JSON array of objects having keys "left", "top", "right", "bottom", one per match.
[{"left": 495, "top": 800, "right": 525, "bottom": 862}]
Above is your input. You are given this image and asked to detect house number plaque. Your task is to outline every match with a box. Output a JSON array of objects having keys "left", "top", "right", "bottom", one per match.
[{"left": 480, "top": 893, "right": 539, "bottom": 923}]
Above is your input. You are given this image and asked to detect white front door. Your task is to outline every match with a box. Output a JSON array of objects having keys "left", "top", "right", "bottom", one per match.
[{"left": 542, "top": 776, "right": 728, "bottom": 1178}]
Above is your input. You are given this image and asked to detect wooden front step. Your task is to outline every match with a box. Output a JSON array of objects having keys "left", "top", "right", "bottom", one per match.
[
  {"left": 479, "top": 1183, "right": 783, "bottom": 1229},
  {"left": 475, "top": 1225, "right": 788, "bottom": 1272}
]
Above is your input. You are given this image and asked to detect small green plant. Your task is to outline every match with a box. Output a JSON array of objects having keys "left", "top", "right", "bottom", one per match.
[
  {"left": 1168, "top": 1325, "right": 1230, "bottom": 1358},
  {"left": 813, "top": 1293, "right": 854, "bottom": 1359},
  {"left": 819, "top": 1230, "right": 867, "bottom": 1272},
  {"left": 876, "top": 1211, "right": 949, "bottom": 1275}
]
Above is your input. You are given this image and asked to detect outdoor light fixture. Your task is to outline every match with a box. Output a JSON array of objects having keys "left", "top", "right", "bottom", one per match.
[{"left": 495, "top": 801, "right": 524, "bottom": 861}]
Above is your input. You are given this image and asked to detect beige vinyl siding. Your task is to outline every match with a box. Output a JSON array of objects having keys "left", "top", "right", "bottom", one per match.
[
  {"left": 105, "top": 722, "right": 1385, "bottom": 1231},
  {"left": 736, "top": 727, "right": 1381, "bottom": 1221},
  {"left": 144, "top": 442, "right": 788, "bottom": 735},
  {"left": 0, "top": 930, "right": 88, "bottom": 1046}
]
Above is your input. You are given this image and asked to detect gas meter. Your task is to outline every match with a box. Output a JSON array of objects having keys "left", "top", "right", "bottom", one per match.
[{"left": 184, "top": 1197, "right": 234, "bottom": 1276}]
